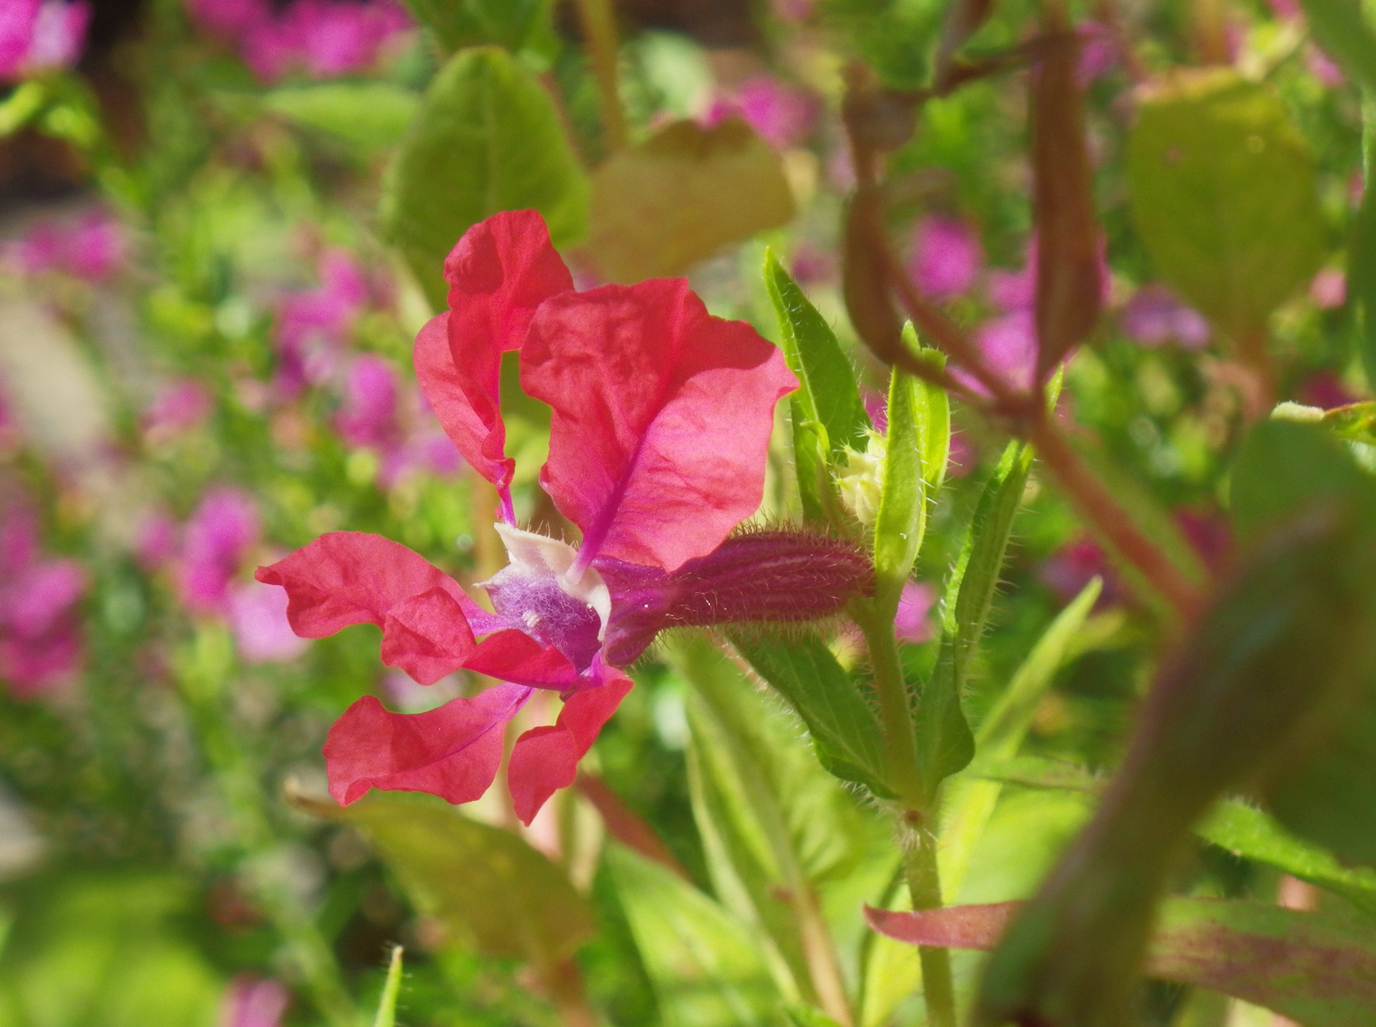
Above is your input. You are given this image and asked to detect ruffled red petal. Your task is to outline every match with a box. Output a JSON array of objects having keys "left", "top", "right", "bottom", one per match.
[
  {"left": 414, "top": 211, "right": 573, "bottom": 518},
  {"left": 324, "top": 684, "right": 533, "bottom": 806},
  {"left": 522, "top": 279, "right": 797, "bottom": 571},
  {"left": 507, "top": 670, "right": 634, "bottom": 825},
  {"left": 255, "top": 532, "right": 483, "bottom": 684}
]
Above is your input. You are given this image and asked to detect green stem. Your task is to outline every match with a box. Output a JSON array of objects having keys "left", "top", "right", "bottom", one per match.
[
  {"left": 853, "top": 604, "right": 958, "bottom": 1027},
  {"left": 572, "top": 0, "right": 627, "bottom": 151},
  {"left": 905, "top": 828, "right": 958, "bottom": 1027}
]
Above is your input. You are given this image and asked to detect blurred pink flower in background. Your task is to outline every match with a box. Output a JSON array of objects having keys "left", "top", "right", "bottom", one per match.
[
  {"left": 334, "top": 354, "right": 400, "bottom": 449},
  {"left": 190, "top": 0, "right": 412, "bottom": 83},
  {"left": 219, "top": 975, "right": 290, "bottom": 1027},
  {"left": 1120, "top": 285, "right": 1210, "bottom": 349},
  {"left": 1309, "top": 267, "right": 1346, "bottom": 309},
  {"left": 975, "top": 310, "right": 1038, "bottom": 394},
  {"left": 135, "top": 508, "right": 180, "bottom": 571},
  {"left": 143, "top": 380, "right": 214, "bottom": 443},
  {"left": 894, "top": 580, "right": 937, "bottom": 644},
  {"left": 1077, "top": 22, "right": 1118, "bottom": 84},
  {"left": 908, "top": 215, "right": 983, "bottom": 299},
  {"left": 0, "top": 0, "right": 89, "bottom": 80},
  {"left": 703, "top": 74, "right": 819, "bottom": 149},
  {"left": 1297, "top": 370, "right": 1359, "bottom": 409},
  {"left": 0, "top": 502, "right": 86, "bottom": 698},
  {"left": 3, "top": 209, "right": 126, "bottom": 283},
  {"left": 178, "top": 488, "right": 261, "bottom": 614},
  {"left": 771, "top": 0, "right": 816, "bottom": 22},
  {"left": 272, "top": 249, "right": 370, "bottom": 397},
  {"left": 228, "top": 582, "right": 309, "bottom": 664}
]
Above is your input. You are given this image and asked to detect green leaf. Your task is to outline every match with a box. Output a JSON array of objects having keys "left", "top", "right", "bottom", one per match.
[
  {"left": 1230, "top": 420, "right": 1376, "bottom": 541},
  {"left": 786, "top": 1005, "right": 847, "bottom": 1027},
  {"left": 764, "top": 250, "right": 870, "bottom": 466},
  {"left": 262, "top": 82, "right": 419, "bottom": 149},
  {"left": 672, "top": 635, "right": 884, "bottom": 1012},
  {"left": 381, "top": 47, "right": 589, "bottom": 308},
  {"left": 1127, "top": 69, "right": 1324, "bottom": 342},
  {"left": 607, "top": 845, "right": 784, "bottom": 1027},
  {"left": 870, "top": 897, "right": 1376, "bottom": 1027},
  {"left": 372, "top": 947, "right": 404, "bottom": 1027},
  {"left": 587, "top": 119, "right": 795, "bottom": 282},
  {"left": 290, "top": 789, "right": 595, "bottom": 965},
  {"left": 1352, "top": 118, "right": 1376, "bottom": 390},
  {"left": 400, "top": 0, "right": 555, "bottom": 55},
  {"left": 1322, "top": 401, "right": 1376, "bottom": 447},
  {"left": 938, "top": 578, "right": 1103, "bottom": 900},
  {"left": 872, "top": 367, "right": 924, "bottom": 611},
  {"left": 914, "top": 441, "right": 1033, "bottom": 799},
  {"left": 1297, "top": 0, "right": 1376, "bottom": 94},
  {"left": 729, "top": 631, "right": 893, "bottom": 796},
  {"left": 822, "top": 0, "right": 943, "bottom": 89}
]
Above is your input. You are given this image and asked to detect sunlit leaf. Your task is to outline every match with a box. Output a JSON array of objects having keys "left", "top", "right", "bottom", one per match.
[
  {"left": 1322, "top": 402, "right": 1376, "bottom": 447},
  {"left": 261, "top": 82, "right": 419, "bottom": 149},
  {"left": 290, "top": 789, "right": 595, "bottom": 964},
  {"left": 607, "top": 845, "right": 783, "bottom": 1027},
  {"left": 381, "top": 47, "right": 589, "bottom": 308},
  {"left": 869, "top": 897, "right": 1376, "bottom": 1026},
  {"left": 371, "top": 947, "right": 404, "bottom": 1027},
  {"left": 872, "top": 367, "right": 924, "bottom": 611},
  {"left": 587, "top": 119, "right": 795, "bottom": 282},
  {"left": 1128, "top": 70, "right": 1323, "bottom": 342},
  {"left": 729, "top": 631, "right": 893, "bottom": 797}
]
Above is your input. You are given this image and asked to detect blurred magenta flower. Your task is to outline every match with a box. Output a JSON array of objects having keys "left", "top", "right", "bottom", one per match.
[
  {"left": 0, "top": 503, "right": 86, "bottom": 698},
  {"left": 1077, "top": 22, "right": 1118, "bottom": 84},
  {"left": 134, "top": 508, "right": 180, "bottom": 571},
  {"left": 704, "top": 74, "right": 819, "bottom": 149},
  {"left": 179, "top": 488, "right": 261, "bottom": 614},
  {"left": 3, "top": 209, "right": 125, "bottom": 283},
  {"left": 1297, "top": 370, "right": 1359, "bottom": 409},
  {"left": 908, "top": 215, "right": 983, "bottom": 299},
  {"left": 187, "top": 0, "right": 270, "bottom": 37},
  {"left": 1120, "top": 285, "right": 1210, "bottom": 349},
  {"left": 0, "top": 0, "right": 89, "bottom": 80},
  {"left": 333, "top": 354, "right": 399, "bottom": 450},
  {"left": 228, "top": 581, "right": 309, "bottom": 664},
  {"left": 273, "top": 249, "right": 370, "bottom": 397},
  {"left": 975, "top": 310, "right": 1038, "bottom": 394},
  {"left": 257, "top": 211, "right": 843, "bottom": 824},
  {"left": 143, "top": 380, "right": 213, "bottom": 442},
  {"left": 894, "top": 580, "right": 937, "bottom": 644},
  {"left": 219, "top": 975, "right": 289, "bottom": 1027},
  {"left": 1309, "top": 267, "right": 1346, "bottom": 309}
]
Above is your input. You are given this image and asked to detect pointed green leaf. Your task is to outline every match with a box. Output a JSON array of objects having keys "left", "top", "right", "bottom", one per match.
[
  {"left": 261, "top": 82, "right": 419, "bottom": 149},
  {"left": 764, "top": 251, "right": 870, "bottom": 464},
  {"left": 1127, "top": 70, "right": 1323, "bottom": 341},
  {"left": 289, "top": 790, "right": 595, "bottom": 965},
  {"left": 607, "top": 845, "right": 783, "bottom": 1027},
  {"left": 381, "top": 47, "right": 588, "bottom": 308},
  {"left": 1322, "top": 401, "right": 1376, "bottom": 447},
  {"left": 729, "top": 631, "right": 893, "bottom": 797},
  {"left": 914, "top": 442, "right": 1033, "bottom": 798},
  {"left": 939, "top": 578, "right": 1103, "bottom": 900},
  {"left": 371, "top": 947, "right": 404, "bottom": 1027},
  {"left": 872, "top": 367, "right": 923, "bottom": 612},
  {"left": 1297, "top": 0, "right": 1376, "bottom": 94},
  {"left": 871, "top": 897, "right": 1376, "bottom": 1027}
]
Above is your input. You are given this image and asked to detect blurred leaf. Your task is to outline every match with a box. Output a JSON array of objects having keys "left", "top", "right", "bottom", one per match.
[
  {"left": 262, "top": 82, "right": 420, "bottom": 149},
  {"left": 786, "top": 1005, "right": 846, "bottom": 1027},
  {"left": 606, "top": 845, "right": 784, "bottom": 1027},
  {"left": 1031, "top": 17, "right": 1102, "bottom": 380},
  {"left": 938, "top": 578, "right": 1103, "bottom": 900},
  {"left": 1352, "top": 118, "right": 1376, "bottom": 391},
  {"left": 587, "top": 119, "right": 795, "bottom": 282},
  {"left": 0, "top": 875, "right": 222, "bottom": 1027},
  {"left": 873, "top": 367, "right": 924, "bottom": 611},
  {"left": 912, "top": 331, "right": 951, "bottom": 494},
  {"left": 1297, "top": 0, "right": 1376, "bottom": 93},
  {"left": 0, "top": 81, "right": 47, "bottom": 137},
  {"left": 673, "top": 635, "right": 881, "bottom": 1013},
  {"left": 1230, "top": 420, "right": 1376, "bottom": 541},
  {"left": 1322, "top": 402, "right": 1376, "bottom": 447},
  {"left": 915, "top": 441, "right": 1033, "bottom": 800},
  {"left": 372, "top": 947, "right": 404, "bottom": 1027},
  {"left": 870, "top": 897, "right": 1376, "bottom": 1026},
  {"left": 291, "top": 789, "right": 595, "bottom": 965},
  {"left": 822, "top": 0, "right": 943, "bottom": 89},
  {"left": 729, "top": 631, "right": 893, "bottom": 796},
  {"left": 381, "top": 46, "right": 589, "bottom": 308},
  {"left": 400, "top": 0, "right": 555, "bottom": 55},
  {"left": 1127, "top": 70, "right": 1323, "bottom": 342}
]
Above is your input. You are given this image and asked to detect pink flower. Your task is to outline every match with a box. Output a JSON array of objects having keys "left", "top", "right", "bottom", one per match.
[
  {"left": 908, "top": 215, "right": 983, "bottom": 299},
  {"left": 0, "top": 0, "right": 89, "bottom": 80},
  {"left": 334, "top": 354, "right": 399, "bottom": 449},
  {"left": 703, "top": 75, "right": 819, "bottom": 150},
  {"left": 974, "top": 310, "right": 1038, "bottom": 394},
  {"left": 1297, "top": 370, "right": 1358, "bottom": 409},
  {"left": 187, "top": 0, "right": 271, "bottom": 37},
  {"left": 1120, "top": 285, "right": 1210, "bottom": 349},
  {"left": 1077, "top": 23, "right": 1118, "bottom": 84},
  {"left": 1309, "top": 268, "right": 1346, "bottom": 309},
  {"left": 135, "top": 509, "right": 180, "bottom": 570},
  {"left": 179, "top": 488, "right": 261, "bottom": 614},
  {"left": 143, "top": 380, "right": 213, "bottom": 441},
  {"left": 894, "top": 580, "right": 937, "bottom": 644},
  {"left": 272, "top": 249, "right": 370, "bottom": 397},
  {"left": 229, "top": 581, "right": 309, "bottom": 664},
  {"left": 3, "top": 209, "right": 125, "bottom": 283},
  {"left": 220, "top": 975, "right": 289, "bottom": 1027},
  {"left": 256, "top": 211, "right": 856, "bottom": 825},
  {"left": 231, "top": 0, "right": 412, "bottom": 83},
  {"left": 0, "top": 502, "right": 86, "bottom": 698}
]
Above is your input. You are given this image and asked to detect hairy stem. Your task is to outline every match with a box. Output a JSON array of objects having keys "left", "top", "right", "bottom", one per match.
[
  {"left": 906, "top": 827, "right": 958, "bottom": 1027},
  {"left": 573, "top": 0, "right": 627, "bottom": 151}
]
